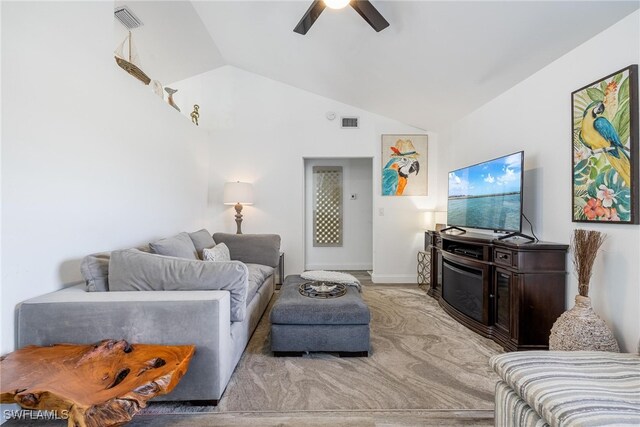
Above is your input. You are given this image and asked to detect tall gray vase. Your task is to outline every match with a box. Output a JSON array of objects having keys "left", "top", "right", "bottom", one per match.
[{"left": 549, "top": 294, "right": 619, "bottom": 352}]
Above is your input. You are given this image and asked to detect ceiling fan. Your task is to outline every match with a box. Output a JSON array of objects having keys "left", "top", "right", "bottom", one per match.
[{"left": 294, "top": 0, "right": 390, "bottom": 35}]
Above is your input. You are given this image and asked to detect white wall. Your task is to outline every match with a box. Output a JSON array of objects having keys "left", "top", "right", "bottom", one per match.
[
  {"left": 0, "top": 3, "right": 8, "bottom": 418},
  {"left": 0, "top": 1, "right": 210, "bottom": 355},
  {"left": 172, "top": 66, "right": 439, "bottom": 283},
  {"left": 436, "top": 11, "right": 640, "bottom": 352},
  {"left": 0, "top": 0, "right": 3, "bottom": 353},
  {"left": 304, "top": 158, "right": 373, "bottom": 271}
]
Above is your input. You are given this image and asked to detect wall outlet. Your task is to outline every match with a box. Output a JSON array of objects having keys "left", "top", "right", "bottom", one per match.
[
  {"left": 378, "top": 208, "right": 384, "bottom": 216},
  {"left": 350, "top": 193, "right": 357, "bottom": 200}
]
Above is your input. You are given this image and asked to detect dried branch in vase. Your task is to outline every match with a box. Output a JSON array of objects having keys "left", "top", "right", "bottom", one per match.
[{"left": 571, "top": 229, "right": 606, "bottom": 297}]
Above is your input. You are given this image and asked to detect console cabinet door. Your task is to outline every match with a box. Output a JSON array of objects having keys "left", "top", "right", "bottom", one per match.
[{"left": 494, "top": 268, "right": 515, "bottom": 338}]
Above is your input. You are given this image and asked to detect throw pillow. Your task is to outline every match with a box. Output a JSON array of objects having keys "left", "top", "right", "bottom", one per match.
[
  {"left": 203, "top": 243, "right": 231, "bottom": 262},
  {"left": 188, "top": 229, "right": 216, "bottom": 260},
  {"left": 149, "top": 232, "right": 198, "bottom": 260}
]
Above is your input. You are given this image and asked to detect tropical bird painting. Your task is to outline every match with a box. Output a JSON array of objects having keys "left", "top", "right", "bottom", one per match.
[
  {"left": 572, "top": 66, "right": 637, "bottom": 223},
  {"left": 382, "top": 138, "right": 427, "bottom": 196},
  {"left": 579, "top": 100, "right": 630, "bottom": 187}
]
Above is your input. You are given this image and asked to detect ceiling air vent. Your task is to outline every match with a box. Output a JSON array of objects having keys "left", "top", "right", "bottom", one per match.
[
  {"left": 115, "top": 6, "right": 143, "bottom": 30},
  {"left": 341, "top": 116, "right": 359, "bottom": 129}
]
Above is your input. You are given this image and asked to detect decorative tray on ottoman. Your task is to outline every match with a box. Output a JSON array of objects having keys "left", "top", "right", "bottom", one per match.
[{"left": 298, "top": 281, "right": 347, "bottom": 299}]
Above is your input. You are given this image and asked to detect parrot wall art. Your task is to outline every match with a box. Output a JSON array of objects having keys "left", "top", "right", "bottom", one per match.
[
  {"left": 571, "top": 65, "right": 638, "bottom": 224},
  {"left": 381, "top": 136, "right": 428, "bottom": 196}
]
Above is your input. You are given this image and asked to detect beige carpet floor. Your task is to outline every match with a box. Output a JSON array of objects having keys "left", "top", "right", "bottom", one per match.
[
  {"left": 215, "top": 284, "right": 502, "bottom": 412},
  {"left": 4, "top": 280, "right": 503, "bottom": 426}
]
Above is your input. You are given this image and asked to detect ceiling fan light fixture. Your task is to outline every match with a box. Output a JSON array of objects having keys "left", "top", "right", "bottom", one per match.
[
  {"left": 324, "top": 0, "right": 351, "bottom": 10},
  {"left": 294, "top": 0, "right": 388, "bottom": 35}
]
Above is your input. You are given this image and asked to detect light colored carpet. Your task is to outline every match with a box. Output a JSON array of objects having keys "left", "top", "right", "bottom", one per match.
[
  {"left": 213, "top": 284, "right": 502, "bottom": 413},
  {"left": 135, "top": 280, "right": 504, "bottom": 427},
  {"left": 4, "top": 280, "right": 503, "bottom": 426}
]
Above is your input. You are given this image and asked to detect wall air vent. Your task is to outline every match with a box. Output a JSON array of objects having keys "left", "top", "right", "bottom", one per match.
[
  {"left": 341, "top": 117, "right": 359, "bottom": 128},
  {"left": 115, "top": 6, "right": 143, "bottom": 30}
]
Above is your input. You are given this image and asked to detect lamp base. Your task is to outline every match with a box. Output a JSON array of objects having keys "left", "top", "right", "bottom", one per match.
[{"left": 234, "top": 203, "right": 243, "bottom": 234}]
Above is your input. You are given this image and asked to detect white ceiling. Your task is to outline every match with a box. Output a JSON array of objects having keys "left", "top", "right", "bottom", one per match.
[{"left": 128, "top": 1, "right": 639, "bottom": 130}]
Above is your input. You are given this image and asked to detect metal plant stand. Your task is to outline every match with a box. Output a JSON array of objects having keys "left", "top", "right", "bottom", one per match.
[{"left": 417, "top": 250, "right": 431, "bottom": 289}]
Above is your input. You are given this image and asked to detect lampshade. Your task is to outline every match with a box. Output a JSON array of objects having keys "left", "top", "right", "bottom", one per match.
[
  {"left": 423, "top": 211, "right": 435, "bottom": 230},
  {"left": 324, "top": 0, "right": 350, "bottom": 9},
  {"left": 223, "top": 182, "right": 254, "bottom": 205}
]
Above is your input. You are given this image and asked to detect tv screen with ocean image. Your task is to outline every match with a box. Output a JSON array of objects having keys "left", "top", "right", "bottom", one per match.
[{"left": 447, "top": 152, "right": 523, "bottom": 232}]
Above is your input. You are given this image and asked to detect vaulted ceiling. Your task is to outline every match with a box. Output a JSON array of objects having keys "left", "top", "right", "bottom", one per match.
[{"left": 124, "top": 1, "right": 639, "bottom": 131}]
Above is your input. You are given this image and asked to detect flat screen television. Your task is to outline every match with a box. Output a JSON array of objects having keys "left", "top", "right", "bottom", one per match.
[{"left": 447, "top": 151, "right": 524, "bottom": 233}]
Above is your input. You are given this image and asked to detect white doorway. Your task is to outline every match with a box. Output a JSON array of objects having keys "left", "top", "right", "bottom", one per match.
[{"left": 304, "top": 158, "right": 373, "bottom": 271}]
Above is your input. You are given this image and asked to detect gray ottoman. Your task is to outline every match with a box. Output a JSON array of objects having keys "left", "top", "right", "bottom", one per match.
[{"left": 270, "top": 275, "right": 370, "bottom": 357}]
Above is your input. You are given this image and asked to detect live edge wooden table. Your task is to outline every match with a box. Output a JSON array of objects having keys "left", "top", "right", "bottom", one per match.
[{"left": 0, "top": 339, "right": 195, "bottom": 427}]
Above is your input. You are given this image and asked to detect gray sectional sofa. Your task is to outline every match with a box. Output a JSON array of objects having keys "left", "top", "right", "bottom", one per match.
[{"left": 15, "top": 230, "right": 281, "bottom": 404}]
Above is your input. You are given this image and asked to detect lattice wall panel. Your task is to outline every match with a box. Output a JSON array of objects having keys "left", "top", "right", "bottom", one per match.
[{"left": 313, "top": 166, "right": 343, "bottom": 247}]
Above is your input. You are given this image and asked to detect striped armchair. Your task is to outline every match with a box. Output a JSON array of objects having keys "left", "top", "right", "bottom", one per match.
[{"left": 490, "top": 351, "right": 640, "bottom": 427}]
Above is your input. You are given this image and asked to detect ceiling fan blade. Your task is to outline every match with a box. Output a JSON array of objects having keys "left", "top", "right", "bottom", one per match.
[
  {"left": 350, "top": 0, "right": 389, "bottom": 32},
  {"left": 294, "top": 0, "right": 327, "bottom": 35}
]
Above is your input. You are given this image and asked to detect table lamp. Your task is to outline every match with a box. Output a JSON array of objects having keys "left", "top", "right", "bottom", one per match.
[
  {"left": 223, "top": 181, "right": 254, "bottom": 234},
  {"left": 435, "top": 211, "right": 447, "bottom": 232}
]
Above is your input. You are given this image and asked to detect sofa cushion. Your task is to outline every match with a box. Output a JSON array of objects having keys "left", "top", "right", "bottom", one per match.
[
  {"left": 189, "top": 229, "right": 216, "bottom": 260},
  {"left": 246, "top": 263, "right": 274, "bottom": 303},
  {"left": 203, "top": 243, "right": 231, "bottom": 262},
  {"left": 490, "top": 351, "right": 640, "bottom": 427},
  {"left": 80, "top": 245, "right": 151, "bottom": 292},
  {"left": 80, "top": 252, "right": 111, "bottom": 292},
  {"left": 150, "top": 232, "right": 198, "bottom": 260},
  {"left": 212, "top": 233, "right": 281, "bottom": 268},
  {"left": 109, "top": 249, "right": 249, "bottom": 322}
]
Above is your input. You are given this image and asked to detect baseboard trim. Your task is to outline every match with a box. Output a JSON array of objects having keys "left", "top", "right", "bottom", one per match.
[
  {"left": 305, "top": 264, "right": 373, "bottom": 271},
  {"left": 370, "top": 274, "right": 417, "bottom": 284}
]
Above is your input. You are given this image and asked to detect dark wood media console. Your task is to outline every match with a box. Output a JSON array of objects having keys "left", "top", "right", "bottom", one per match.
[{"left": 425, "top": 231, "right": 568, "bottom": 351}]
